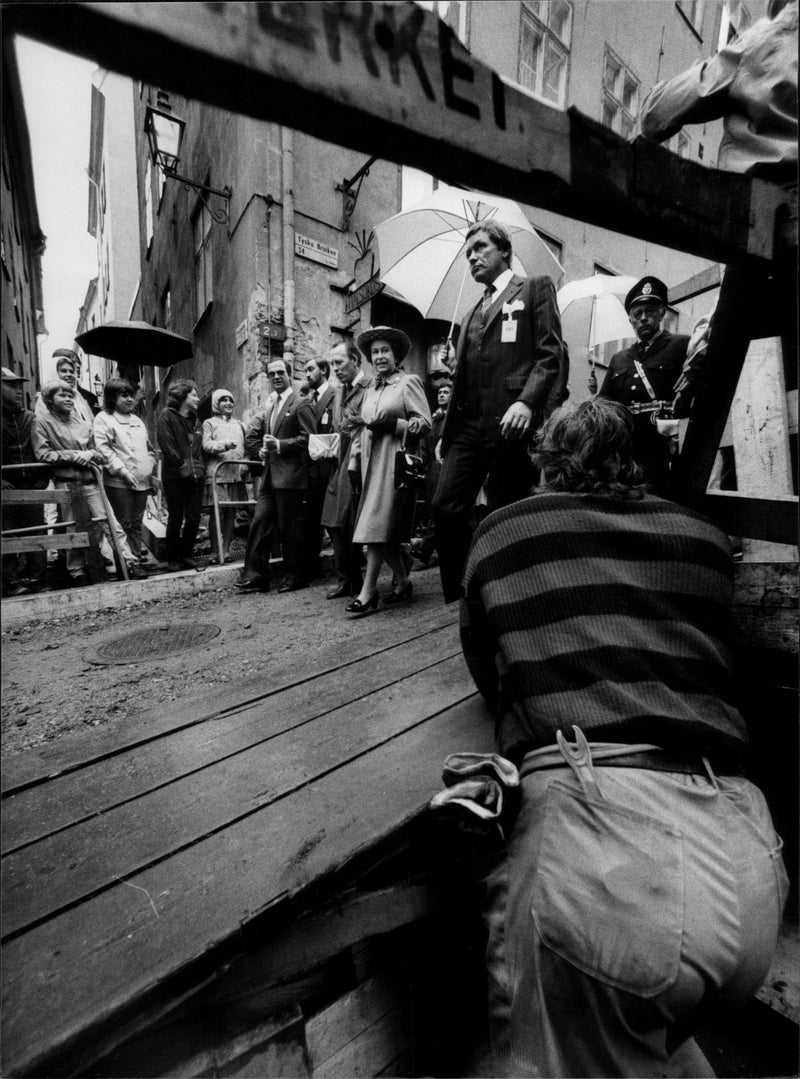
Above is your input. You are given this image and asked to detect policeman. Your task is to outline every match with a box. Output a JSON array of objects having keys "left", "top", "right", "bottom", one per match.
[{"left": 598, "top": 276, "right": 689, "bottom": 494}]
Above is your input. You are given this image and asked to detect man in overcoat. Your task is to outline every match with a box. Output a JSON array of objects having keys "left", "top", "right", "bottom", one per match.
[
  {"left": 598, "top": 276, "right": 689, "bottom": 494},
  {"left": 237, "top": 358, "right": 316, "bottom": 594},
  {"left": 432, "top": 219, "right": 566, "bottom": 602},
  {"left": 320, "top": 342, "right": 370, "bottom": 599}
]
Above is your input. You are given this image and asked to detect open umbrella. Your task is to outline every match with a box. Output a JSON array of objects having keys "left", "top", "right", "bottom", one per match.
[
  {"left": 75, "top": 320, "right": 193, "bottom": 366},
  {"left": 373, "top": 188, "right": 564, "bottom": 335},
  {"left": 557, "top": 275, "right": 637, "bottom": 392}
]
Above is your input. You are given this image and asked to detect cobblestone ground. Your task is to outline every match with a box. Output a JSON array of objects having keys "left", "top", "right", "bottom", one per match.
[{"left": 1, "top": 558, "right": 447, "bottom": 758}]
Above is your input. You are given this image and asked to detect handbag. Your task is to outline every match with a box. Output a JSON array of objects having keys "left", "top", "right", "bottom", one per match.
[{"left": 394, "top": 442, "right": 427, "bottom": 492}]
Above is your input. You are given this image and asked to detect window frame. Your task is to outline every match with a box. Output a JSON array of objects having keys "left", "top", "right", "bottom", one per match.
[
  {"left": 518, "top": 0, "right": 572, "bottom": 109},
  {"left": 601, "top": 45, "right": 640, "bottom": 139},
  {"left": 192, "top": 197, "right": 214, "bottom": 325}
]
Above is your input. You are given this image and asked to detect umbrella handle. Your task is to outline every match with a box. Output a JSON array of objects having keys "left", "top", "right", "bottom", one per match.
[{"left": 448, "top": 259, "right": 471, "bottom": 345}]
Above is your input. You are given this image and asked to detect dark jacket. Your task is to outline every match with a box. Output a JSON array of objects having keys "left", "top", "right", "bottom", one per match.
[
  {"left": 244, "top": 391, "right": 315, "bottom": 490},
  {"left": 157, "top": 406, "right": 205, "bottom": 482},
  {"left": 2, "top": 404, "right": 49, "bottom": 488},
  {"left": 598, "top": 331, "right": 690, "bottom": 405},
  {"left": 440, "top": 274, "right": 565, "bottom": 454}
]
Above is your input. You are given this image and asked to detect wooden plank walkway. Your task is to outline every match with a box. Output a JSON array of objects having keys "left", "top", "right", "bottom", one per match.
[{"left": 1, "top": 604, "right": 494, "bottom": 1077}]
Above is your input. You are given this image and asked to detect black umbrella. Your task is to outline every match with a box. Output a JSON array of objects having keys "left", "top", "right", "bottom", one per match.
[{"left": 75, "top": 320, "right": 193, "bottom": 366}]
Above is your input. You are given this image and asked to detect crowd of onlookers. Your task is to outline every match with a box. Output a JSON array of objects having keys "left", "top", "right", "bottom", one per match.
[{"left": 1, "top": 341, "right": 453, "bottom": 601}]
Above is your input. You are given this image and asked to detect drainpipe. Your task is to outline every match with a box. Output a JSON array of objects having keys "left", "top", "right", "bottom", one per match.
[{"left": 281, "top": 127, "right": 296, "bottom": 374}]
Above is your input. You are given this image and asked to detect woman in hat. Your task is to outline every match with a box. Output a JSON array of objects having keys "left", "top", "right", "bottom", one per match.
[
  {"left": 202, "top": 389, "right": 247, "bottom": 562},
  {"left": 346, "top": 327, "right": 431, "bottom": 615}
]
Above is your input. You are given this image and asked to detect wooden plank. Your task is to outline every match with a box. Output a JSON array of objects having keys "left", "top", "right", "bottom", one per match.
[
  {"left": 311, "top": 993, "right": 408, "bottom": 1077},
  {"left": 1, "top": 533, "right": 90, "bottom": 554},
  {"left": 4, "top": 1, "right": 787, "bottom": 265},
  {"left": 307, "top": 975, "right": 399, "bottom": 1073},
  {"left": 1, "top": 625, "right": 461, "bottom": 852},
  {"left": 669, "top": 264, "right": 722, "bottom": 306},
  {"left": 0, "top": 605, "right": 458, "bottom": 795},
  {"left": 1, "top": 489, "right": 71, "bottom": 505},
  {"left": 699, "top": 492, "right": 798, "bottom": 547},
  {"left": 0, "top": 696, "right": 494, "bottom": 1078},
  {"left": 1, "top": 654, "right": 474, "bottom": 937}
]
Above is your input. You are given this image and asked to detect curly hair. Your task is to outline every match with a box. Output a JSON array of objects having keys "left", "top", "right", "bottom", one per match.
[{"left": 533, "top": 398, "right": 645, "bottom": 497}]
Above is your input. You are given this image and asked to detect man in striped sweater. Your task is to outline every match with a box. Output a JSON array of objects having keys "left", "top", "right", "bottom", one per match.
[{"left": 461, "top": 398, "right": 787, "bottom": 1078}]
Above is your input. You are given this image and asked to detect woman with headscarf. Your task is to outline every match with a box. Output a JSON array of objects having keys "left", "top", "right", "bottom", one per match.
[
  {"left": 202, "top": 388, "right": 247, "bottom": 562},
  {"left": 346, "top": 326, "right": 431, "bottom": 616}
]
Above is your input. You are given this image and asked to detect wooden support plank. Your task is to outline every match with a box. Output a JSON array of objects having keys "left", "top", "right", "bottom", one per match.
[
  {"left": 1, "top": 521, "right": 74, "bottom": 535},
  {"left": 307, "top": 975, "right": 401, "bottom": 1076},
  {"left": 699, "top": 492, "right": 798, "bottom": 547},
  {"left": 669, "top": 264, "right": 722, "bottom": 306},
  {"left": 0, "top": 696, "right": 494, "bottom": 1078},
  {"left": 1, "top": 625, "right": 461, "bottom": 852},
  {"left": 4, "top": 1, "right": 788, "bottom": 265},
  {"left": 1, "top": 489, "right": 71, "bottom": 505},
  {"left": 1, "top": 533, "right": 90, "bottom": 554},
  {"left": 1, "top": 654, "right": 474, "bottom": 937},
  {"left": 0, "top": 606, "right": 459, "bottom": 795},
  {"left": 308, "top": 976, "right": 409, "bottom": 1078}
]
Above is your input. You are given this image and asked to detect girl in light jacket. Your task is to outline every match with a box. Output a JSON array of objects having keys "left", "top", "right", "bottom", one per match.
[{"left": 93, "top": 378, "right": 156, "bottom": 563}]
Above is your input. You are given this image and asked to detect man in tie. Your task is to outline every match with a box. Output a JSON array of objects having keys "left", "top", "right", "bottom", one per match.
[
  {"left": 300, "top": 356, "right": 337, "bottom": 583},
  {"left": 236, "top": 358, "right": 316, "bottom": 593},
  {"left": 432, "top": 220, "right": 566, "bottom": 603},
  {"left": 320, "top": 342, "right": 371, "bottom": 599},
  {"left": 598, "top": 276, "right": 689, "bottom": 495}
]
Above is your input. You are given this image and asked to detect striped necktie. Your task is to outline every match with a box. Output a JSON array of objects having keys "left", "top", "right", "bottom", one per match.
[{"left": 481, "top": 287, "right": 493, "bottom": 320}]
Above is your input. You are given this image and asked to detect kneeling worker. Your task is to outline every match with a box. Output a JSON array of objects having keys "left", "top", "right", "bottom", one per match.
[{"left": 458, "top": 398, "right": 788, "bottom": 1078}]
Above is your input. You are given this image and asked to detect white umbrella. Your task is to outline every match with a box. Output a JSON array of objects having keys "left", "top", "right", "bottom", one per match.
[
  {"left": 373, "top": 188, "right": 564, "bottom": 336},
  {"left": 557, "top": 274, "right": 638, "bottom": 350}
]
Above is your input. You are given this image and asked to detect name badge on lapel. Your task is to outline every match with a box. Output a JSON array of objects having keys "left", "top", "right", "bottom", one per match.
[{"left": 501, "top": 298, "right": 523, "bottom": 344}]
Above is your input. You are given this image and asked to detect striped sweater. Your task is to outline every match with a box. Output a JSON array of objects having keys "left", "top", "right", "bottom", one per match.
[{"left": 460, "top": 492, "right": 748, "bottom": 764}]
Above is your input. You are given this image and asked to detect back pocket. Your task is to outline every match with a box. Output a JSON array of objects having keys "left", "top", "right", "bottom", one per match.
[{"left": 532, "top": 781, "right": 684, "bottom": 998}]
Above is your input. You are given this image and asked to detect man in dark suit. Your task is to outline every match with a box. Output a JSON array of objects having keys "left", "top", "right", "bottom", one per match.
[
  {"left": 598, "top": 276, "right": 689, "bottom": 495},
  {"left": 236, "top": 358, "right": 316, "bottom": 594},
  {"left": 432, "top": 220, "right": 565, "bottom": 602},
  {"left": 320, "top": 343, "right": 370, "bottom": 599},
  {"left": 300, "top": 356, "right": 337, "bottom": 583}
]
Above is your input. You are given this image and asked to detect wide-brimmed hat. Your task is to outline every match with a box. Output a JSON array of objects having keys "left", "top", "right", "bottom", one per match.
[
  {"left": 356, "top": 326, "right": 411, "bottom": 362},
  {"left": 624, "top": 276, "right": 668, "bottom": 313},
  {"left": 1, "top": 367, "right": 27, "bottom": 382}
]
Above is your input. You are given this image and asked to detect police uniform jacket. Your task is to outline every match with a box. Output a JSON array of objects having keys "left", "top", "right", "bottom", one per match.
[{"left": 598, "top": 331, "right": 690, "bottom": 407}]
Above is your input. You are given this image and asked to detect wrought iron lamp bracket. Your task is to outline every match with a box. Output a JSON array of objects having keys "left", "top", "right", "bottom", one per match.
[{"left": 336, "top": 156, "right": 378, "bottom": 231}]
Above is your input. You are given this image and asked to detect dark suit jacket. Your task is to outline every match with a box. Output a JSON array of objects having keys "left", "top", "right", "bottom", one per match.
[
  {"left": 307, "top": 383, "right": 337, "bottom": 487},
  {"left": 598, "top": 331, "right": 690, "bottom": 405},
  {"left": 244, "top": 390, "right": 316, "bottom": 490},
  {"left": 440, "top": 274, "right": 565, "bottom": 454}
]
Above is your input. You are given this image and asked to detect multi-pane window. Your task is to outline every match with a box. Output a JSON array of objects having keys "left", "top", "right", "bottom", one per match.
[
  {"left": 601, "top": 48, "right": 639, "bottom": 138},
  {"left": 193, "top": 203, "right": 213, "bottom": 320},
  {"left": 518, "top": 0, "right": 572, "bottom": 107},
  {"left": 676, "top": 131, "right": 691, "bottom": 158}
]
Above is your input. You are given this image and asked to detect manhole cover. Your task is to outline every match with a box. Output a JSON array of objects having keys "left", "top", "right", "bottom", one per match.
[{"left": 91, "top": 624, "right": 222, "bottom": 665}]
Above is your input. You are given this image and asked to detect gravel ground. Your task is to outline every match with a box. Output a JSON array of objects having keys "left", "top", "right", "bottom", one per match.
[{"left": 1, "top": 559, "right": 448, "bottom": 759}]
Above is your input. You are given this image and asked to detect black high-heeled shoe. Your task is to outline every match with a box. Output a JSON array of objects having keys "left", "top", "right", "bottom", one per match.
[
  {"left": 382, "top": 580, "right": 413, "bottom": 606},
  {"left": 345, "top": 592, "right": 379, "bottom": 616}
]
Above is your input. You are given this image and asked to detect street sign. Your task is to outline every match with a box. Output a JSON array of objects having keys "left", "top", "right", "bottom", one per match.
[
  {"left": 295, "top": 233, "right": 339, "bottom": 269},
  {"left": 344, "top": 274, "right": 385, "bottom": 315}
]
